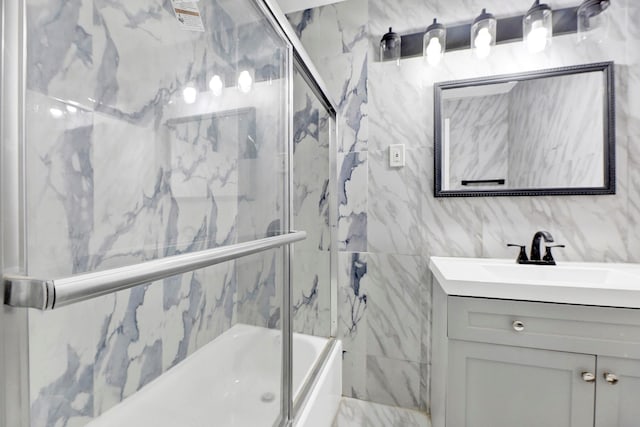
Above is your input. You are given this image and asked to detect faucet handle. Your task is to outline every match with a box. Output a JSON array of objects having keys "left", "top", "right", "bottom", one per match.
[
  {"left": 543, "top": 244, "right": 565, "bottom": 264},
  {"left": 507, "top": 244, "right": 529, "bottom": 263}
]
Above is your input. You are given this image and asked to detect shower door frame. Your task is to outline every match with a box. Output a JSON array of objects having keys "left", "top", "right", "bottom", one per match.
[
  {"left": 258, "top": 0, "right": 339, "bottom": 425},
  {"left": 0, "top": 0, "right": 338, "bottom": 426},
  {"left": 0, "top": 0, "right": 31, "bottom": 426},
  {"left": 0, "top": 0, "right": 5, "bottom": 420}
]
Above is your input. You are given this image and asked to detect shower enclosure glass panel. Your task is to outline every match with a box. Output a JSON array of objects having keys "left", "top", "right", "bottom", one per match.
[
  {"left": 292, "top": 65, "right": 333, "bottom": 339},
  {"left": 25, "top": 0, "right": 288, "bottom": 278},
  {"left": 292, "top": 63, "right": 336, "bottom": 403},
  {"left": 21, "top": 0, "right": 291, "bottom": 425}
]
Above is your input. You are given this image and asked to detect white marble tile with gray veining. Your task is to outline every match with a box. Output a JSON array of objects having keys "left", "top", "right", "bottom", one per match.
[
  {"left": 480, "top": 194, "right": 629, "bottom": 263},
  {"left": 365, "top": 254, "right": 422, "bottom": 362},
  {"left": 366, "top": 356, "right": 421, "bottom": 410},
  {"left": 367, "top": 149, "right": 424, "bottom": 255},
  {"left": 288, "top": 2, "right": 369, "bottom": 154},
  {"left": 338, "top": 152, "right": 368, "bottom": 251},
  {"left": 368, "top": 60, "right": 429, "bottom": 152},
  {"left": 420, "top": 273, "right": 433, "bottom": 412},
  {"left": 507, "top": 73, "right": 604, "bottom": 189},
  {"left": 341, "top": 351, "right": 367, "bottom": 400},
  {"left": 287, "top": 0, "right": 368, "bottom": 61},
  {"left": 332, "top": 397, "right": 431, "bottom": 427},
  {"left": 626, "top": 44, "right": 640, "bottom": 261},
  {"left": 293, "top": 250, "right": 332, "bottom": 336},
  {"left": 337, "top": 252, "right": 368, "bottom": 354}
]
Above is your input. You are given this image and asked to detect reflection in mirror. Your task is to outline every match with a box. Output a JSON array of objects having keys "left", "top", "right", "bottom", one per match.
[{"left": 434, "top": 62, "right": 615, "bottom": 197}]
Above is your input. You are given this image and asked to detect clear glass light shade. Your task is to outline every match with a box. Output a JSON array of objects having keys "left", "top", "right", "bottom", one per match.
[
  {"left": 523, "top": 2, "right": 552, "bottom": 53},
  {"left": 380, "top": 27, "right": 401, "bottom": 63},
  {"left": 577, "top": 0, "right": 610, "bottom": 43},
  {"left": 423, "top": 20, "right": 446, "bottom": 66},
  {"left": 471, "top": 10, "right": 496, "bottom": 59}
]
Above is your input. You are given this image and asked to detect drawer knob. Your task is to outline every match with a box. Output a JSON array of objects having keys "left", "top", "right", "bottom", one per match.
[
  {"left": 582, "top": 372, "right": 596, "bottom": 383},
  {"left": 512, "top": 320, "right": 525, "bottom": 332},
  {"left": 604, "top": 372, "right": 619, "bottom": 385}
]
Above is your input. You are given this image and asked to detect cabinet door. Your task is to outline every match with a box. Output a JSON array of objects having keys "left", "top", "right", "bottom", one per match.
[
  {"left": 595, "top": 357, "right": 640, "bottom": 427},
  {"left": 447, "top": 340, "right": 595, "bottom": 427}
]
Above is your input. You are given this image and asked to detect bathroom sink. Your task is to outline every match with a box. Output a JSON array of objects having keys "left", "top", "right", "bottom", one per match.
[
  {"left": 429, "top": 257, "right": 640, "bottom": 308},
  {"left": 480, "top": 263, "right": 639, "bottom": 288}
]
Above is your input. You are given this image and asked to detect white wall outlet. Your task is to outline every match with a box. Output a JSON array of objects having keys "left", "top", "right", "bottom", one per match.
[{"left": 389, "top": 144, "right": 405, "bottom": 168}]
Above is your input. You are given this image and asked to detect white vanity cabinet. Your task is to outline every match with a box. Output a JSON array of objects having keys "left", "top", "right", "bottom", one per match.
[{"left": 431, "top": 282, "right": 640, "bottom": 427}]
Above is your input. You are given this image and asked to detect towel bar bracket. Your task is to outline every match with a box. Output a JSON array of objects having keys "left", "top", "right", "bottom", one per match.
[{"left": 4, "top": 277, "right": 54, "bottom": 310}]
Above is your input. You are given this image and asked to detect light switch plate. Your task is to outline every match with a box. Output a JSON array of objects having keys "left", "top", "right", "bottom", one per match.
[{"left": 389, "top": 144, "right": 405, "bottom": 168}]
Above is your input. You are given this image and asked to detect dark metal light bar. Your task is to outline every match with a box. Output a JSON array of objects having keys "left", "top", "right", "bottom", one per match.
[{"left": 399, "top": 6, "right": 579, "bottom": 59}]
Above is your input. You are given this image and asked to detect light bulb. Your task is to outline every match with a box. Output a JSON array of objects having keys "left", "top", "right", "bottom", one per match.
[
  {"left": 237, "top": 70, "right": 253, "bottom": 94},
  {"left": 426, "top": 37, "right": 443, "bottom": 66},
  {"left": 526, "top": 21, "right": 548, "bottom": 53},
  {"left": 209, "top": 75, "right": 223, "bottom": 96},
  {"left": 182, "top": 86, "right": 197, "bottom": 104},
  {"left": 474, "top": 28, "right": 492, "bottom": 59},
  {"left": 49, "top": 107, "right": 63, "bottom": 118},
  {"left": 474, "top": 28, "right": 492, "bottom": 48}
]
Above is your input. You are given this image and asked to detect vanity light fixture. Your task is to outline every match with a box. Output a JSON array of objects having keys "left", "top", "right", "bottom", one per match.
[
  {"left": 577, "top": 0, "right": 611, "bottom": 42},
  {"left": 389, "top": 3, "right": 585, "bottom": 62},
  {"left": 471, "top": 9, "right": 496, "bottom": 59},
  {"left": 523, "top": 0, "right": 553, "bottom": 53},
  {"left": 380, "top": 27, "right": 402, "bottom": 64},
  {"left": 423, "top": 19, "right": 446, "bottom": 66}
]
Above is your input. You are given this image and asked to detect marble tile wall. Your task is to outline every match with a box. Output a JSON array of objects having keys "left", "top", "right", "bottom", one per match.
[
  {"left": 23, "top": 1, "right": 289, "bottom": 426},
  {"left": 289, "top": 0, "right": 639, "bottom": 415},
  {"left": 289, "top": 0, "right": 369, "bottom": 254},
  {"left": 508, "top": 72, "right": 604, "bottom": 188}
]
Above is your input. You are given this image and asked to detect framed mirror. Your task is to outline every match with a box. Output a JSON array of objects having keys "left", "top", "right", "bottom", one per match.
[{"left": 434, "top": 62, "right": 615, "bottom": 197}]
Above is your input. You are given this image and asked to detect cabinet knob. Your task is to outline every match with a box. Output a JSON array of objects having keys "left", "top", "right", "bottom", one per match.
[
  {"left": 512, "top": 320, "right": 525, "bottom": 332},
  {"left": 604, "top": 372, "right": 619, "bottom": 385},
  {"left": 582, "top": 372, "right": 596, "bottom": 383}
]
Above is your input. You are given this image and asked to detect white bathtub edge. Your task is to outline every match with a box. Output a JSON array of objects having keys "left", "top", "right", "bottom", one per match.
[{"left": 293, "top": 339, "right": 342, "bottom": 427}]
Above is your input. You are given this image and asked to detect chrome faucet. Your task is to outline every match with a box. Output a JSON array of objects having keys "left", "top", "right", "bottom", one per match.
[{"left": 507, "top": 230, "right": 565, "bottom": 265}]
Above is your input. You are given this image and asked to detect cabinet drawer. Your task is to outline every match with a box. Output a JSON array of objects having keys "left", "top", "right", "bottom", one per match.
[{"left": 448, "top": 296, "right": 640, "bottom": 358}]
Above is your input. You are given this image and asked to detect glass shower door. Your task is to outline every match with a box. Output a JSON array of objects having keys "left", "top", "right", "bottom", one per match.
[
  {"left": 18, "top": 0, "right": 293, "bottom": 426},
  {"left": 291, "top": 59, "right": 337, "bottom": 407}
]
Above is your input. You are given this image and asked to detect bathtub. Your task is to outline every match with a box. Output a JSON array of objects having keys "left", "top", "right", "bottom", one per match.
[{"left": 88, "top": 323, "right": 342, "bottom": 427}]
